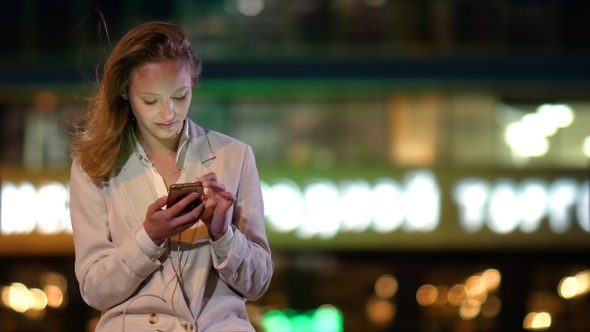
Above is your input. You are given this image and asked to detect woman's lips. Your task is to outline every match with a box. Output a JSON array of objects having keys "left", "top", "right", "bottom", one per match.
[{"left": 156, "top": 121, "right": 176, "bottom": 129}]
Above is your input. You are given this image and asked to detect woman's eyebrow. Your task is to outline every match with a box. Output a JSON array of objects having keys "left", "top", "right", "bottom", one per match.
[{"left": 136, "top": 86, "right": 191, "bottom": 96}]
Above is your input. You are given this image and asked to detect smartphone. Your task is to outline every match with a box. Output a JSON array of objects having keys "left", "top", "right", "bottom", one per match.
[{"left": 167, "top": 182, "right": 204, "bottom": 215}]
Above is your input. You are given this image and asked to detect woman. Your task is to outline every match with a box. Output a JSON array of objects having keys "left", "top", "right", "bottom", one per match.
[{"left": 68, "top": 21, "right": 273, "bottom": 331}]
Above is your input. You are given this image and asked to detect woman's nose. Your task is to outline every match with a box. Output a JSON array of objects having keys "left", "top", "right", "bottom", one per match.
[{"left": 160, "top": 99, "right": 175, "bottom": 119}]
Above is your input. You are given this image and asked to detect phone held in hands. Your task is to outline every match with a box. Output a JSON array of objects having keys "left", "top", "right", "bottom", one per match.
[{"left": 167, "top": 182, "right": 204, "bottom": 215}]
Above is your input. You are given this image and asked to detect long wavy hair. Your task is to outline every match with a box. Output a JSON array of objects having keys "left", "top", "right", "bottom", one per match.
[{"left": 69, "top": 21, "right": 202, "bottom": 182}]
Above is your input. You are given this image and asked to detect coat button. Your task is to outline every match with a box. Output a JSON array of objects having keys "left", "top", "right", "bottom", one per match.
[
  {"left": 149, "top": 313, "right": 159, "bottom": 324},
  {"left": 182, "top": 322, "right": 194, "bottom": 331}
]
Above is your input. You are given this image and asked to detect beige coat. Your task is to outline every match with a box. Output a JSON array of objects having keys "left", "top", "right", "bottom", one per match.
[{"left": 69, "top": 120, "right": 273, "bottom": 331}]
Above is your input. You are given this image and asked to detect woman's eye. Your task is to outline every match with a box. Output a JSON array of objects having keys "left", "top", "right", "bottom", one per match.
[
  {"left": 173, "top": 95, "right": 186, "bottom": 101},
  {"left": 143, "top": 100, "right": 157, "bottom": 105}
]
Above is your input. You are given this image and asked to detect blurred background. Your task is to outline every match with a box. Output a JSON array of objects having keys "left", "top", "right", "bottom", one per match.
[{"left": 0, "top": 0, "right": 589, "bottom": 331}]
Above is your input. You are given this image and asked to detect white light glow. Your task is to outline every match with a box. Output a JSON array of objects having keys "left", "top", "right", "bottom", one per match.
[
  {"left": 371, "top": 178, "right": 405, "bottom": 233},
  {"left": 521, "top": 113, "right": 557, "bottom": 137},
  {"left": 402, "top": 171, "right": 440, "bottom": 232},
  {"left": 1, "top": 181, "right": 70, "bottom": 235},
  {"left": 488, "top": 179, "right": 520, "bottom": 234},
  {"left": 548, "top": 179, "right": 577, "bottom": 233},
  {"left": 1, "top": 183, "right": 37, "bottom": 234},
  {"left": 506, "top": 124, "right": 549, "bottom": 157},
  {"left": 36, "top": 182, "right": 69, "bottom": 234},
  {"left": 453, "top": 179, "right": 489, "bottom": 232},
  {"left": 578, "top": 180, "right": 590, "bottom": 232},
  {"left": 518, "top": 179, "right": 548, "bottom": 233},
  {"left": 236, "top": 0, "right": 264, "bottom": 16},
  {"left": 505, "top": 103, "right": 574, "bottom": 158},
  {"left": 299, "top": 181, "right": 340, "bottom": 239},
  {"left": 263, "top": 180, "right": 304, "bottom": 233},
  {"left": 536, "top": 103, "right": 574, "bottom": 128},
  {"left": 338, "top": 180, "right": 373, "bottom": 232}
]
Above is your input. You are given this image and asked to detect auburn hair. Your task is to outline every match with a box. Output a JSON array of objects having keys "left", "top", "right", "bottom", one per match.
[{"left": 69, "top": 21, "right": 202, "bottom": 182}]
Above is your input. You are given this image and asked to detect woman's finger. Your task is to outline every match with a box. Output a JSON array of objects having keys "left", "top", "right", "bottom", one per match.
[
  {"left": 172, "top": 204, "right": 204, "bottom": 229},
  {"left": 217, "top": 191, "right": 235, "bottom": 203},
  {"left": 166, "top": 191, "right": 201, "bottom": 216},
  {"left": 203, "top": 181, "right": 226, "bottom": 193},
  {"left": 147, "top": 196, "right": 168, "bottom": 215},
  {"left": 197, "top": 172, "right": 217, "bottom": 183}
]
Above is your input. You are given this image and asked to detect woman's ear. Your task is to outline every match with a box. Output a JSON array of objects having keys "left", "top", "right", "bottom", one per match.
[{"left": 121, "top": 91, "right": 128, "bottom": 100}]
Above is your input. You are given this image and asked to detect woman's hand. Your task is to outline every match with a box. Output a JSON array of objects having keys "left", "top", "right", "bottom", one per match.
[
  {"left": 197, "top": 172, "right": 236, "bottom": 241},
  {"left": 143, "top": 192, "right": 205, "bottom": 246}
]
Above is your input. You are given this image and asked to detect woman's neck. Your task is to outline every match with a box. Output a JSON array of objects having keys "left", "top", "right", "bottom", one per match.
[{"left": 135, "top": 128, "right": 182, "bottom": 186}]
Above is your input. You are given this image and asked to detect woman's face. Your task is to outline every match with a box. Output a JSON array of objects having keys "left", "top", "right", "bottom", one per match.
[{"left": 127, "top": 59, "right": 193, "bottom": 149}]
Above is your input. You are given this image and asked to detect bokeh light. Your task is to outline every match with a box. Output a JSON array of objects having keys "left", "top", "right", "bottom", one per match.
[
  {"left": 447, "top": 284, "right": 467, "bottom": 306},
  {"left": 523, "top": 312, "right": 552, "bottom": 330},
  {"left": 374, "top": 274, "right": 398, "bottom": 299},
  {"left": 459, "top": 298, "right": 481, "bottom": 320},
  {"left": 505, "top": 103, "right": 575, "bottom": 158},
  {"left": 416, "top": 284, "right": 438, "bottom": 306},
  {"left": 366, "top": 297, "right": 396, "bottom": 326},
  {"left": 0, "top": 271, "right": 68, "bottom": 317}
]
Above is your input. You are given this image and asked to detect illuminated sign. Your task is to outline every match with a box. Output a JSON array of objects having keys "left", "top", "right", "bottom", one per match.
[
  {"left": 454, "top": 177, "right": 589, "bottom": 234},
  {"left": 1, "top": 170, "right": 588, "bottom": 244},
  {"left": 262, "top": 171, "right": 441, "bottom": 238},
  {"left": 262, "top": 171, "right": 589, "bottom": 238},
  {"left": 1, "top": 181, "right": 71, "bottom": 234}
]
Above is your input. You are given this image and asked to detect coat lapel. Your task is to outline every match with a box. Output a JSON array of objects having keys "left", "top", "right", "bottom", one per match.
[{"left": 110, "top": 121, "right": 219, "bottom": 228}]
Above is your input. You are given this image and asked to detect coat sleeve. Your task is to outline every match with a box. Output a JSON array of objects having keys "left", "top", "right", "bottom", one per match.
[
  {"left": 209, "top": 145, "right": 274, "bottom": 301},
  {"left": 69, "top": 161, "right": 164, "bottom": 311}
]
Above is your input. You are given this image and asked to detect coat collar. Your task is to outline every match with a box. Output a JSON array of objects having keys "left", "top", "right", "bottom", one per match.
[
  {"left": 114, "top": 119, "right": 216, "bottom": 177},
  {"left": 184, "top": 119, "right": 216, "bottom": 165}
]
